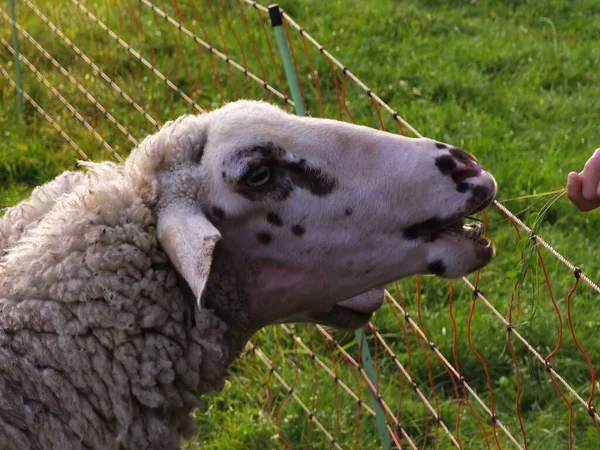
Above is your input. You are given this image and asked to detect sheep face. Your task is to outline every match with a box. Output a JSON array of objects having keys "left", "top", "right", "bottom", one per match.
[{"left": 143, "top": 100, "right": 496, "bottom": 333}]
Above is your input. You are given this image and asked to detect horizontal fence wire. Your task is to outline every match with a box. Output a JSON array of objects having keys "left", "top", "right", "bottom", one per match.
[{"left": 1, "top": 1, "right": 598, "bottom": 448}]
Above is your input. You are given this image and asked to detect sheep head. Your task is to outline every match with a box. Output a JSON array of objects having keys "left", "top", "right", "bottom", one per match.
[{"left": 127, "top": 100, "right": 496, "bottom": 336}]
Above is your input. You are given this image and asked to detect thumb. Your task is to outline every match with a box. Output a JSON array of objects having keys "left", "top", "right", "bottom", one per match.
[{"left": 567, "top": 171, "right": 599, "bottom": 211}]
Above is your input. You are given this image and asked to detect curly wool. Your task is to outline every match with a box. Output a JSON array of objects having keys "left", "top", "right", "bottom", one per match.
[{"left": 0, "top": 157, "right": 230, "bottom": 449}]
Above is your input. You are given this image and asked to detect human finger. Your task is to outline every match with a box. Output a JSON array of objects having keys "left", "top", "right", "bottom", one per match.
[
  {"left": 566, "top": 171, "right": 600, "bottom": 211},
  {"left": 581, "top": 148, "right": 600, "bottom": 201}
]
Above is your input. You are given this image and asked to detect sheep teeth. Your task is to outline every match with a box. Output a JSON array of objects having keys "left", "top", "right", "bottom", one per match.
[{"left": 462, "top": 222, "right": 483, "bottom": 239}]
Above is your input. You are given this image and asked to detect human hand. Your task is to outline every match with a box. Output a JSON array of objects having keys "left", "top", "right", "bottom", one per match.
[{"left": 566, "top": 148, "right": 600, "bottom": 212}]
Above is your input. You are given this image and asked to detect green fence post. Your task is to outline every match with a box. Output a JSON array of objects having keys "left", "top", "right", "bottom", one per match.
[
  {"left": 269, "top": 4, "right": 390, "bottom": 448},
  {"left": 8, "top": 0, "right": 23, "bottom": 123},
  {"left": 354, "top": 328, "right": 391, "bottom": 449},
  {"left": 268, "top": 4, "right": 305, "bottom": 117}
]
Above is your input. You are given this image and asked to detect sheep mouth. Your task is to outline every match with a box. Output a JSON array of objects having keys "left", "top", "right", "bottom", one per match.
[
  {"left": 438, "top": 219, "right": 491, "bottom": 248},
  {"left": 310, "top": 304, "right": 377, "bottom": 331}
]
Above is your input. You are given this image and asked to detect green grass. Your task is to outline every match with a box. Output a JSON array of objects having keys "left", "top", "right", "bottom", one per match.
[{"left": 1, "top": 0, "right": 600, "bottom": 448}]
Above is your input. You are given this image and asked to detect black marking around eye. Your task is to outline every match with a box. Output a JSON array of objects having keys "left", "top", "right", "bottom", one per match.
[
  {"left": 256, "top": 232, "right": 272, "bottom": 244},
  {"left": 345, "top": 207, "right": 353, "bottom": 216},
  {"left": 212, "top": 206, "right": 225, "bottom": 221},
  {"left": 231, "top": 142, "right": 286, "bottom": 163},
  {"left": 435, "top": 142, "right": 447, "bottom": 149},
  {"left": 267, "top": 212, "right": 283, "bottom": 227},
  {"left": 229, "top": 143, "right": 337, "bottom": 201},
  {"left": 435, "top": 155, "right": 456, "bottom": 175},
  {"left": 428, "top": 260, "right": 446, "bottom": 276},
  {"left": 291, "top": 225, "right": 305, "bottom": 236}
]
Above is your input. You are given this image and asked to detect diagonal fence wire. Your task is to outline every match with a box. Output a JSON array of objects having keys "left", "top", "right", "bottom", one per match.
[
  {"left": 22, "top": 0, "right": 206, "bottom": 114},
  {"left": 10, "top": 0, "right": 160, "bottom": 129},
  {"left": 1, "top": 35, "right": 123, "bottom": 162},
  {"left": 248, "top": 1, "right": 421, "bottom": 137},
  {"left": 279, "top": 324, "right": 376, "bottom": 417},
  {"left": 367, "top": 322, "right": 461, "bottom": 449},
  {"left": 460, "top": 276, "right": 600, "bottom": 424},
  {"left": 315, "top": 325, "right": 418, "bottom": 450},
  {"left": 383, "top": 290, "right": 525, "bottom": 450},
  {"left": 246, "top": 342, "right": 345, "bottom": 450},
  {"left": 254, "top": 4, "right": 600, "bottom": 444},
  {"left": 0, "top": 17, "right": 138, "bottom": 147},
  {"left": 134, "top": 0, "right": 295, "bottom": 109},
  {"left": 0, "top": 63, "right": 87, "bottom": 160},
  {"left": 494, "top": 200, "right": 600, "bottom": 295}
]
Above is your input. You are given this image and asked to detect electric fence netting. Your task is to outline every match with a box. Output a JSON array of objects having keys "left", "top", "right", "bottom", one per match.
[{"left": 0, "top": 1, "right": 598, "bottom": 448}]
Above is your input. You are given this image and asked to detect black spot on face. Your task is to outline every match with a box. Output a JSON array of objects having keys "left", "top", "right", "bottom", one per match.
[
  {"left": 212, "top": 206, "right": 225, "bottom": 221},
  {"left": 267, "top": 212, "right": 283, "bottom": 227},
  {"left": 403, "top": 217, "right": 443, "bottom": 241},
  {"left": 435, "top": 142, "right": 447, "bottom": 149},
  {"left": 221, "top": 171, "right": 226, "bottom": 179},
  {"left": 427, "top": 260, "right": 446, "bottom": 276},
  {"left": 288, "top": 159, "right": 337, "bottom": 196},
  {"left": 345, "top": 207, "right": 353, "bottom": 216},
  {"left": 457, "top": 182, "right": 470, "bottom": 193},
  {"left": 256, "top": 232, "right": 272, "bottom": 244},
  {"left": 291, "top": 225, "right": 305, "bottom": 236},
  {"left": 467, "top": 185, "right": 493, "bottom": 213},
  {"left": 435, "top": 155, "right": 456, "bottom": 175}
]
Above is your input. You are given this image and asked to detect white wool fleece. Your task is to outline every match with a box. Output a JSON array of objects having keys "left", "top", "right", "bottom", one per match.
[{"left": 0, "top": 159, "right": 229, "bottom": 450}]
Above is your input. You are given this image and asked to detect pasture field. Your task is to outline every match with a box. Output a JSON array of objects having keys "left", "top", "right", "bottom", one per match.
[{"left": 1, "top": 0, "right": 599, "bottom": 448}]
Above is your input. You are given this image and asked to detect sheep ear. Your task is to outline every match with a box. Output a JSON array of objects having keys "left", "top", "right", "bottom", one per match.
[{"left": 157, "top": 203, "right": 221, "bottom": 307}]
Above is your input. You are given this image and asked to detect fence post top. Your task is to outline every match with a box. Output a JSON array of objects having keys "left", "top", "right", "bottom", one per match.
[{"left": 268, "top": 4, "right": 283, "bottom": 27}]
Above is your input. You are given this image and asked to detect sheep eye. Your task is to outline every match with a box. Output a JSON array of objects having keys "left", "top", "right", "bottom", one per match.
[{"left": 245, "top": 166, "right": 272, "bottom": 187}]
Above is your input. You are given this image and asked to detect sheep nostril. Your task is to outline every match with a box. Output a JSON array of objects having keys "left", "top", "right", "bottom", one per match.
[
  {"left": 450, "top": 148, "right": 479, "bottom": 164},
  {"left": 451, "top": 164, "right": 482, "bottom": 184}
]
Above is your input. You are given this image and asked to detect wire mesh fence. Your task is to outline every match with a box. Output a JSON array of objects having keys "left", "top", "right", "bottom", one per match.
[{"left": 1, "top": 1, "right": 598, "bottom": 448}]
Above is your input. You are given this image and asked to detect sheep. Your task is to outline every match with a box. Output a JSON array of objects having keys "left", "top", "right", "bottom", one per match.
[{"left": 0, "top": 100, "right": 497, "bottom": 449}]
